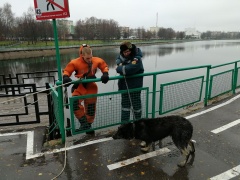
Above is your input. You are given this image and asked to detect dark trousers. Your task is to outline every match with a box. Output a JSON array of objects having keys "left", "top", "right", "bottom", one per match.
[{"left": 121, "top": 91, "right": 142, "bottom": 122}]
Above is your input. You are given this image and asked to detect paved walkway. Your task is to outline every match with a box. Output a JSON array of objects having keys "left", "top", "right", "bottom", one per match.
[{"left": 0, "top": 94, "right": 240, "bottom": 180}]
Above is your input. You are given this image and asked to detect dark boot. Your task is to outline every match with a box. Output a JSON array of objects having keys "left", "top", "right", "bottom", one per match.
[
  {"left": 78, "top": 116, "right": 95, "bottom": 135},
  {"left": 85, "top": 123, "right": 95, "bottom": 135},
  {"left": 78, "top": 116, "right": 91, "bottom": 131}
]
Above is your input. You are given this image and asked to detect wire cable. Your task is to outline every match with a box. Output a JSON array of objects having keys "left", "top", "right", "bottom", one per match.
[
  {"left": 50, "top": 84, "right": 67, "bottom": 180},
  {"left": 123, "top": 75, "right": 136, "bottom": 121}
]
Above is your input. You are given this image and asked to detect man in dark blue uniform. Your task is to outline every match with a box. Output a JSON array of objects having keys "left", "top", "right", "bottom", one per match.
[{"left": 116, "top": 41, "right": 144, "bottom": 122}]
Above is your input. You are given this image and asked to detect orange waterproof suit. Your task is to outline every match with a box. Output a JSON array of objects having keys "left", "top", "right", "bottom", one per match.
[{"left": 63, "top": 55, "right": 109, "bottom": 123}]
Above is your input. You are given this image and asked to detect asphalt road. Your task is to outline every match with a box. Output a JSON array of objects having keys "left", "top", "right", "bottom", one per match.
[{"left": 0, "top": 94, "right": 240, "bottom": 180}]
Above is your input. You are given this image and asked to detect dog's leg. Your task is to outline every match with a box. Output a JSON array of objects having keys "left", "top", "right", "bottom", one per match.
[
  {"left": 189, "top": 140, "right": 195, "bottom": 154},
  {"left": 178, "top": 148, "right": 190, "bottom": 167},
  {"left": 141, "top": 142, "right": 151, "bottom": 152},
  {"left": 141, "top": 145, "right": 150, "bottom": 152},
  {"left": 178, "top": 140, "right": 196, "bottom": 167},
  {"left": 140, "top": 141, "right": 146, "bottom": 147},
  {"left": 152, "top": 142, "right": 155, "bottom": 151},
  {"left": 158, "top": 140, "right": 162, "bottom": 148}
]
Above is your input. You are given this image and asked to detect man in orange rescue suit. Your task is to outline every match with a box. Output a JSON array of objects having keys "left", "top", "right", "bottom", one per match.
[{"left": 63, "top": 44, "right": 109, "bottom": 134}]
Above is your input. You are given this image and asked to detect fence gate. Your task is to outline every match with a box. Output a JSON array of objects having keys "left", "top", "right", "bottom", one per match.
[{"left": 0, "top": 71, "right": 57, "bottom": 127}]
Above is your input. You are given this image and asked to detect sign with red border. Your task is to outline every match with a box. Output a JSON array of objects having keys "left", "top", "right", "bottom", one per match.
[{"left": 34, "top": 0, "right": 70, "bottom": 20}]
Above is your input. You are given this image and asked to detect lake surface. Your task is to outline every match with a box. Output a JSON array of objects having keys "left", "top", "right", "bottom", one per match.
[{"left": 1, "top": 40, "right": 240, "bottom": 93}]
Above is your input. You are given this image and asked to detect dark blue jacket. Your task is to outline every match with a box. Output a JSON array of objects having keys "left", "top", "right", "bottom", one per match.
[{"left": 116, "top": 46, "right": 144, "bottom": 90}]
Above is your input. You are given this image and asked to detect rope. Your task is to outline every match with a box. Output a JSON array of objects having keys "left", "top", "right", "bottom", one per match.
[
  {"left": 123, "top": 75, "right": 136, "bottom": 121},
  {"left": 0, "top": 91, "right": 51, "bottom": 114},
  {"left": 50, "top": 81, "right": 69, "bottom": 180},
  {"left": 0, "top": 80, "right": 72, "bottom": 104},
  {"left": 51, "top": 134, "right": 67, "bottom": 179}
]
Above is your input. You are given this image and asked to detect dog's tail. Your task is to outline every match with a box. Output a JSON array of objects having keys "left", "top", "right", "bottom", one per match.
[
  {"left": 191, "top": 139, "right": 196, "bottom": 144},
  {"left": 189, "top": 139, "right": 196, "bottom": 154}
]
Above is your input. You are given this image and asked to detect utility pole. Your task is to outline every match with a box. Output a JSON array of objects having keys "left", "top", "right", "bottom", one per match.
[
  {"left": 156, "top": 13, "right": 158, "bottom": 38},
  {"left": 156, "top": 12, "right": 158, "bottom": 27}
]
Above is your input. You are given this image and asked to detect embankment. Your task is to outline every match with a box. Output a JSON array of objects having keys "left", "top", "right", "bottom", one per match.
[{"left": 0, "top": 48, "right": 79, "bottom": 60}]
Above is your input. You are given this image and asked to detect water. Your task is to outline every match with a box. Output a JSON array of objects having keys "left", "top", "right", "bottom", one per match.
[{"left": 1, "top": 40, "right": 240, "bottom": 93}]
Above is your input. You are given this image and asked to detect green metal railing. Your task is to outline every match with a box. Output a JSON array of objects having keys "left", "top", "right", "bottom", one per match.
[
  {"left": 49, "top": 83, "right": 66, "bottom": 143},
  {"left": 50, "top": 60, "right": 240, "bottom": 143},
  {"left": 159, "top": 76, "right": 204, "bottom": 114}
]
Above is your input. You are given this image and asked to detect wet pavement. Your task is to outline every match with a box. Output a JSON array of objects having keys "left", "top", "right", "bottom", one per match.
[{"left": 1, "top": 94, "right": 240, "bottom": 180}]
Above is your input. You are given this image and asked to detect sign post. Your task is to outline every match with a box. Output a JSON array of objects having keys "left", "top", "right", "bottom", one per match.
[{"left": 34, "top": 0, "right": 70, "bottom": 143}]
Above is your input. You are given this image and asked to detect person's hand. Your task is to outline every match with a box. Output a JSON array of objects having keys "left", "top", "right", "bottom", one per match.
[
  {"left": 101, "top": 72, "right": 109, "bottom": 84},
  {"left": 63, "top": 75, "right": 72, "bottom": 87}
]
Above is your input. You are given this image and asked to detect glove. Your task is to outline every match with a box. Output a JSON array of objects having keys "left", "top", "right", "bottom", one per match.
[
  {"left": 63, "top": 75, "right": 72, "bottom": 87},
  {"left": 71, "top": 83, "right": 79, "bottom": 93},
  {"left": 101, "top": 72, "right": 109, "bottom": 84}
]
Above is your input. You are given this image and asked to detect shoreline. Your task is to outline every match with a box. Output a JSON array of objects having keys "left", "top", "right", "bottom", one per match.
[
  {"left": 0, "top": 48, "right": 79, "bottom": 60},
  {"left": 0, "top": 41, "right": 176, "bottom": 60}
]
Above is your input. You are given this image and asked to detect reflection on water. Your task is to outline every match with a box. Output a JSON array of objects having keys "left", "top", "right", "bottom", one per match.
[{"left": 0, "top": 40, "right": 240, "bottom": 89}]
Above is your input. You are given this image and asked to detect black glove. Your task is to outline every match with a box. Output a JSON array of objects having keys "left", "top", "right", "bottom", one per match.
[
  {"left": 71, "top": 83, "right": 79, "bottom": 93},
  {"left": 101, "top": 72, "right": 109, "bottom": 84},
  {"left": 63, "top": 75, "right": 72, "bottom": 87}
]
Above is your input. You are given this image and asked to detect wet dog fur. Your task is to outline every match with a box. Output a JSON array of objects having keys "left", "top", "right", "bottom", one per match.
[{"left": 112, "top": 115, "right": 195, "bottom": 167}]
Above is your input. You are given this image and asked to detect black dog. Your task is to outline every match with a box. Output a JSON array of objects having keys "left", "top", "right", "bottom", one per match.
[{"left": 112, "top": 115, "right": 195, "bottom": 167}]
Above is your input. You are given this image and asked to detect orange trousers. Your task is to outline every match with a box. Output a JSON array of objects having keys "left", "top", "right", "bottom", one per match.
[{"left": 72, "top": 82, "right": 98, "bottom": 123}]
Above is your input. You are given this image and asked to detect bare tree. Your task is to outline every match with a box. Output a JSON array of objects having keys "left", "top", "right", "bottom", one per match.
[
  {"left": 38, "top": 20, "right": 53, "bottom": 45},
  {"left": 165, "top": 28, "right": 175, "bottom": 39},
  {"left": 75, "top": 17, "right": 120, "bottom": 40},
  {"left": 1, "top": 3, "right": 15, "bottom": 39},
  {"left": 20, "top": 7, "right": 38, "bottom": 44},
  {"left": 0, "top": 8, "right": 3, "bottom": 39},
  {"left": 176, "top": 31, "right": 185, "bottom": 40}
]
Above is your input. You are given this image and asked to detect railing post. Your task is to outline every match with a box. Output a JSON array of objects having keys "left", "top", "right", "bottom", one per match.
[
  {"left": 52, "top": 19, "right": 65, "bottom": 144},
  {"left": 56, "top": 81, "right": 65, "bottom": 143},
  {"left": 233, "top": 62, "right": 238, "bottom": 94},
  {"left": 46, "top": 83, "right": 54, "bottom": 140},
  {"left": 204, "top": 66, "right": 211, "bottom": 106},
  {"left": 152, "top": 74, "right": 157, "bottom": 118}
]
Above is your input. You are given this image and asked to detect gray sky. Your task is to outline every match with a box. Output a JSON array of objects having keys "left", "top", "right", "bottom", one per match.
[{"left": 2, "top": 0, "right": 240, "bottom": 32}]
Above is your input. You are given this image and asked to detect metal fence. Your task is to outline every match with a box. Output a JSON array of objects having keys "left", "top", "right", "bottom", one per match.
[
  {"left": 0, "top": 71, "right": 57, "bottom": 126},
  {"left": 48, "top": 60, "right": 240, "bottom": 143},
  {"left": 1, "top": 60, "right": 240, "bottom": 143}
]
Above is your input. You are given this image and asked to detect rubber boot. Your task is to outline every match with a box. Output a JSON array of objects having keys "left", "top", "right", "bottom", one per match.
[
  {"left": 78, "top": 116, "right": 95, "bottom": 135},
  {"left": 85, "top": 123, "right": 95, "bottom": 135},
  {"left": 78, "top": 116, "right": 90, "bottom": 131}
]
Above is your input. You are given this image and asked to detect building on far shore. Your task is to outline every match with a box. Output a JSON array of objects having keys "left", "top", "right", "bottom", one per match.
[
  {"left": 150, "top": 27, "right": 160, "bottom": 38},
  {"left": 185, "top": 28, "right": 201, "bottom": 39},
  {"left": 57, "top": 19, "right": 74, "bottom": 39}
]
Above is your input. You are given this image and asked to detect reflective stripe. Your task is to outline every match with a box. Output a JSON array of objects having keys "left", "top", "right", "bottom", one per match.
[
  {"left": 121, "top": 107, "right": 141, "bottom": 112},
  {"left": 122, "top": 107, "right": 131, "bottom": 112},
  {"left": 133, "top": 109, "right": 141, "bottom": 113},
  {"left": 122, "top": 65, "right": 126, "bottom": 75}
]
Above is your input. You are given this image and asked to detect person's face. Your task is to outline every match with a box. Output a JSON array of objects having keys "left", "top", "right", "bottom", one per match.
[
  {"left": 123, "top": 49, "right": 131, "bottom": 57},
  {"left": 82, "top": 53, "right": 92, "bottom": 64}
]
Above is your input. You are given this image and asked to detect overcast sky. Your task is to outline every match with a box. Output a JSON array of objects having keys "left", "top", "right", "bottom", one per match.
[{"left": 1, "top": 0, "right": 240, "bottom": 32}]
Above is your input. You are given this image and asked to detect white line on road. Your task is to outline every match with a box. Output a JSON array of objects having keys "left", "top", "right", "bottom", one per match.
[
  {"left": 0, "top": 131, "right": 34, "bottom": 160},
  {"left": 210, "top": 164, "right": 240, "bottom": 180},
  {"left": 0, "top": 131, "right": 30, "bottom": 136},
  {"left": 107, "top": 147, "right": 171, "bottom": 170},
  {"left": 211, "top": 119, "right": 240, "bottom": 134},
  {"left": 0, "top": 131, "right": 113, "bottom": 159},
  {"left": 26, "top": 131, "right": 34, "bottom": 159},
  {"left": 185, "top": 93, "right": 240, "bottom": 119},
  {"left": 27, "top": 137, "right": 113, "bottom": 159}
]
